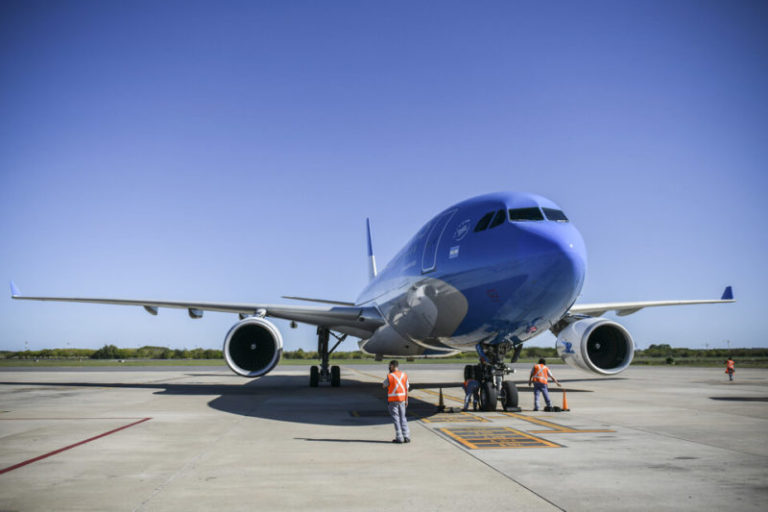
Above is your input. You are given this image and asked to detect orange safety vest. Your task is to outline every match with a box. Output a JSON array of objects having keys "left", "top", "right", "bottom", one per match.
[
  {"left": 726, "top": 360, "right": 735, "bottom": 372},
  {"left": 532, "top": 364, "right": 549, "bottom": 384},
  {"left": 387, "top": 370, "right": 409, "bottom": 402}
]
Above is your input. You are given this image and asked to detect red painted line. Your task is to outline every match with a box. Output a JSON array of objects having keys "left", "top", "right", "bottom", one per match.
[
  {"left": 0, "top": 417, "right": 145, "bottom": 421},
  {"left": 0, "top": 417, "right": 151, "bottom": 475}
]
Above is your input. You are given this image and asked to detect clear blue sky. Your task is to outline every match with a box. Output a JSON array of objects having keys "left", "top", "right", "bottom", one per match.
[{"left": 1, "top": 1, "right": 766, "bottom": 352}]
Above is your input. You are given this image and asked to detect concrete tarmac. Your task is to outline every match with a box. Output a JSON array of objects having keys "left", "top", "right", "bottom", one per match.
[{"left": 1, "top": 364, "right": 766, "bottom": 511}]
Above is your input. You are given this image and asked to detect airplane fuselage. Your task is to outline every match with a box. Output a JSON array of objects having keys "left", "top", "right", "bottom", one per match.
[{"left": 356, "top": 192, "right": 587, "bottom": 357}]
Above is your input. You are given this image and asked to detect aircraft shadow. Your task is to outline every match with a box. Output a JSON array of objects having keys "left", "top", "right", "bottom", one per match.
[
  {"left": 0, "top": 376, "right": 442, "bottom": 427},
  {"left": 0, "top": 371, "right": 610, "bottom": 425}
]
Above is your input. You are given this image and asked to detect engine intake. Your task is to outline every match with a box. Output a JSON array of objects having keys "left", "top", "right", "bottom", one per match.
[
  {"left": 223, "top": 317, "right": 283, "bottom": 377},
  {"left": 556, "top": 318, "right": 634, "bottom": 375}
]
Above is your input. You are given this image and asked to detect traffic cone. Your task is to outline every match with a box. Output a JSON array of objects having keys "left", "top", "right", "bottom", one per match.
[
  {"left": 437, "top": 387, "right": 445, "bottom": 412},
  {"left": 561, "top": 389, "right": 570, "bottom": 411}
]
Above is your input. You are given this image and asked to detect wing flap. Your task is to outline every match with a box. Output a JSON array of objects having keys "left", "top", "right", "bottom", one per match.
[{"left": 10, "top": 286, "right": 384, "bottom": 334}]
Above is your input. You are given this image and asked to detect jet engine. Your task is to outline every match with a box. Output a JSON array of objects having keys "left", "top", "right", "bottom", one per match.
[
  {"left": 555, "top": 318, "right": 634, "bottom": 375},
  {"left": 223, "top": 317, "right": 283, "bottom": 377}
]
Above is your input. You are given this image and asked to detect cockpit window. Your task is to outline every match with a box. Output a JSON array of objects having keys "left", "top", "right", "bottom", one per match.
[
  {"left": 473, "top": 211, "right": 494, "bottom": 232},
  {"left": 489, "top": 209, "right": 506, "bottom": 229},
  {"left": 508, "top": 207, "right": 544, "bottom": 221},
  {"left": 542, "top": 208, "right": 569, "bottom": 222}
]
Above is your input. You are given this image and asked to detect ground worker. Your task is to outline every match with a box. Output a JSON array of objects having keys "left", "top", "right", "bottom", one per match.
[
  {"left": 528, "top": 358, "right": 561, "bottom": 411},
  {"left": 382, "top": 360, "right": 410, "bottom": 443},
  {"left": 725, "top": 356, "right": 735, "bottom": 381},
  {"left": 462, "top": 377, "right": 479, "bottom": 411}
]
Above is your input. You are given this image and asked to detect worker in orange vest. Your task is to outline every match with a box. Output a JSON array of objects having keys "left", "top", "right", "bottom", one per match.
[
  {"left": 382, "top": 360, "right": 410, "bottom": 443},
  {"left": 725, "top": 357, "right": 735, "bottom": 381},
  {"left": 528, "top": 358, "right": 561, "bottom": 411}
]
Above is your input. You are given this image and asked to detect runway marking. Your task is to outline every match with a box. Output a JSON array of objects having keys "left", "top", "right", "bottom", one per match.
[
  {"left": 439, "top": 426, "right": 562, "bottom": 449},
  {"left": 417, "top": 388, "right": 465, "bottom": 403},
  {"left": 420, "top": 411, "right": 488, "bottom": 423},
  {"left": 0, "top": 417, "right": 151, "bottom": 475},
  {"left": 344, "top": 368, "right": 383, "bottom": 381},
  {"left": 0, "top": 417, "right": 152, "bottom": 421},
  {"left": 499, "top": 412, "right": 614, "bottom": 433}
]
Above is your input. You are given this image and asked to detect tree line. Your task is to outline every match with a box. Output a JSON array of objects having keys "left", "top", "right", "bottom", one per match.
[{"left": 1, "top": 344, "right": 765, "bottom": 361}]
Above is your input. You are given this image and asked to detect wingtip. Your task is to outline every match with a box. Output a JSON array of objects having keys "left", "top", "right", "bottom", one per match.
[
  {"left": 10, "top": 280, "right": 20, "bottom": 298},
  {"left": 721, "top": 286, "right": 734, "bottom": 301}
]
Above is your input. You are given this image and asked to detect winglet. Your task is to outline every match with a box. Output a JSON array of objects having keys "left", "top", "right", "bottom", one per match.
[
  {"left": 10, "top": 281, "right": 20, "bottom": 298},
  {"left": 366, "top": 218, "right": 377, "bottom": 281},
  {"left": 721, "top": 286, "right": 734, "bottom": 301}
]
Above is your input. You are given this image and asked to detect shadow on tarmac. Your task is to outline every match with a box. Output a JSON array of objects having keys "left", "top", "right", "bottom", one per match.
[
  {"left": 0, "top": 370, "right": 620, "bottom": 426},
  {"left": 0, "top": 375, "right": 440, "bottom": 426}
]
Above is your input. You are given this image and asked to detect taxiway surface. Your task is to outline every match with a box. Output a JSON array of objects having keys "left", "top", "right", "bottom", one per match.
[{"left": 1, "top": 364, "right": 767, "bottom": 511}]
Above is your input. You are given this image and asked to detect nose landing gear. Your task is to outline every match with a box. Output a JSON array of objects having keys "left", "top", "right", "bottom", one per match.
[{"left": 465, "top": 343, "right": 521, "bottom": 412}]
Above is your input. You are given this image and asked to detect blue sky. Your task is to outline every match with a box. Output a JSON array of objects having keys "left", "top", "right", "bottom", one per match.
[{"left": 1, "top": 1, "right": 766, "bottom": 352}]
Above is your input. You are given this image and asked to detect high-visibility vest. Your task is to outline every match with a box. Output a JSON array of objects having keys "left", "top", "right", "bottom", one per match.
[
  {"left": 387, "top": 370, "right": 409, "bottom": 402},
  {"left": 532, "top": 364, "right": 549, "bottom": 384},
  {"left": 726, "top": 360, "right": 735, "bottom": 372}
]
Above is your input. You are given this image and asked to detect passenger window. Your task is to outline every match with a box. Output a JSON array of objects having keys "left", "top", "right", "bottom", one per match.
[
  {"left": 542, "top": 208, "right": 569, "bottom": 222},
  {"left": 508, "top": 207, "right": 544, "bottom": 221},
  {"left": 473, "top": 211, "right": 494, "bottom": 232},
  {"left": 489, "top": 209, "right": 506, "bottom": 229}
]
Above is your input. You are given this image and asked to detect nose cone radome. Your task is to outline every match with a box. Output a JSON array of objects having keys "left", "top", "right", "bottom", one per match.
[{"left": 517, "top": 222, "right": 586, "bottom": 301}]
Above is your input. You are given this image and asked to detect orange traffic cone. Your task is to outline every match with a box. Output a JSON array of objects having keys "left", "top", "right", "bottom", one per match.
[{"left": 561, "top": 389, "right": 570, "bottom": 411}]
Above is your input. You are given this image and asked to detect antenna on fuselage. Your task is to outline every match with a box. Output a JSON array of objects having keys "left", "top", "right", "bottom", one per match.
[{"left": 366, "top": 218, "right": 377, "bottom": 281}]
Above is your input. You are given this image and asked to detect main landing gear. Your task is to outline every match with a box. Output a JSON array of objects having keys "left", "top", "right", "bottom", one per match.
[
  {"left": 309, "top": 327, "right": 346, "bottom": 387},
  {"left": 464, "top": 343, "right": 521, "bottom": 412}
]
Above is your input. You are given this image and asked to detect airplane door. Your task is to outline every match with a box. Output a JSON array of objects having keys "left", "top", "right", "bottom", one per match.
[{"left": 421, "top": 209, "right": 457, "bottom": 273}]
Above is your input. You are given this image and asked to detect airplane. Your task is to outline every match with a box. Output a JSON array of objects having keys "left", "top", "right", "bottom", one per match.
[{"left": 10, "top": 191, "right": 734, "bottom": 411}]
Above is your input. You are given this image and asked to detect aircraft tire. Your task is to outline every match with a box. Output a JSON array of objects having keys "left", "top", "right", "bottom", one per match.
[
  {"left": 501, "top": 381, "right": 519, "bottom": 410},
  {"left": 310, "top": 365, "right": 319, "bottom": 387},
  {"left": 331, "top": 365, "right": 341, "bottom": 387},
  {"left": 480, "top": 381, "right": 497, "bottom": 411}
]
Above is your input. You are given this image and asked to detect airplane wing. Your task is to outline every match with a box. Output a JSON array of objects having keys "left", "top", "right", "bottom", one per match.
[
  {"left": 9, "top": 282, "right": 384, "bottom": 337},
  {"left": 568, "top": 286, "right": 734, "bottom": 317}
]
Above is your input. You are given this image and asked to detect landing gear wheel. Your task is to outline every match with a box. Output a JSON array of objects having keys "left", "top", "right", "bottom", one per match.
[
  {"left": 501, "top": 381, "right": 519, "bottom": 411},
  {"left": 480, "top": 381, "right": 498, "bottom": 411},
  {"left": 309, "top": 365, "right": 319, "bottom": 387},
  {"left": 331, "top": 365, "right": 341, "bottom": 387}
]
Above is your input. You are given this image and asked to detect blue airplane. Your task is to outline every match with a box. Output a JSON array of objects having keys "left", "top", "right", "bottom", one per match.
[{"left": 10, "top": 192, "right": 734, "bottom": 411}]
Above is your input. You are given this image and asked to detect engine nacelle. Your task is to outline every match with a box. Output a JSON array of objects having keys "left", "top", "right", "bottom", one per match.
[
  {"left": 556, "top": 318, "right": 634, "bottom": 375},
  {"left": 223, "top": 317, "right": 283, "bottom": 377}
]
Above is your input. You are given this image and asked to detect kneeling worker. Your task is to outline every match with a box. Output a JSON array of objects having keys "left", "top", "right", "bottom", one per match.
[
  {"left": 528, "top": 358, "right": 561, "bottom": 411},
  {"left": 383, "top": 360, "right": 410, "bottom": 443},
  {"left": 462, "top": 377, "right": 479, "bottom": 411}
]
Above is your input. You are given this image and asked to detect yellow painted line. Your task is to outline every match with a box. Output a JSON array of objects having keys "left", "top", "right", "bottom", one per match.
[
  {"left": 500, "top": 412, "right": 614, "bottom": 433},
  {"left": 418, "top": 388, "right": 465, "bottom": 403},
  {"left": 345, "top": 368, "right": 384, "bottom": 381},
  {"left": 439, "top": 426, "right": 562, "bottom": 449},
  {"left": 420, "top": 411, "right": 488, "bottom": 423}
]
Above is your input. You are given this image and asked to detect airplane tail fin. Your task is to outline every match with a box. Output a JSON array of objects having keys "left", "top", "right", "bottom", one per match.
[
  {"left": 721, "top": 286, "right": 734, "bottom": 301},
  {"left": 366, "top": 218, "right": 377, "bottom": 281}
]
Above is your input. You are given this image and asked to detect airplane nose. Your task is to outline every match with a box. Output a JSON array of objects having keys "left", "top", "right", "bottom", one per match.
[{"left": 515, "top": 222, "right": 587, "bottom": 296}]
